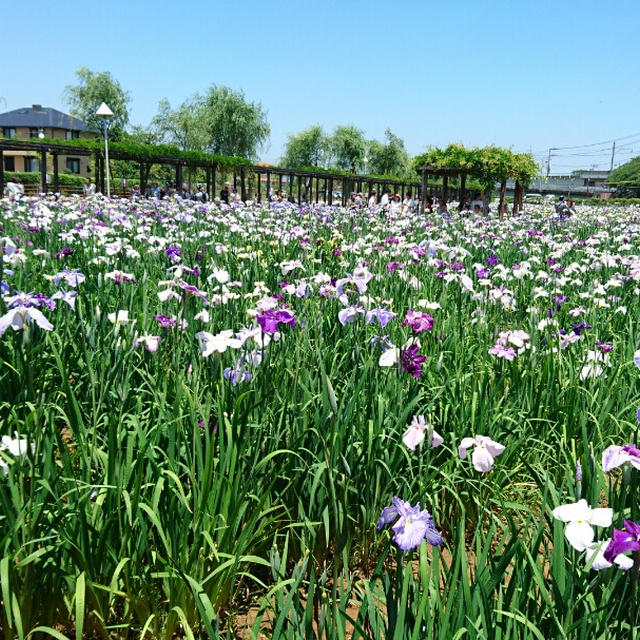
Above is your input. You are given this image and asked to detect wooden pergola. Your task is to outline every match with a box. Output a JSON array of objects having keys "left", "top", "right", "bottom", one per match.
[
  {"left": 417, "top": 164, "right": 524, "bottom": 215},
  {"left": 0, "top": 139, "right": 252, "bottom": 199},
  {"left": 417, "top": 165, "right": 475, "bottom": 214},
  {"left": 0, "top": 139, "right": 431, "bottom": 205}
]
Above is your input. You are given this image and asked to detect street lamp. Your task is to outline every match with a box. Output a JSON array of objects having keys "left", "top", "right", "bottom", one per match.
[{"left": 96, "top": 102, "right": 114, "bottom": 197}]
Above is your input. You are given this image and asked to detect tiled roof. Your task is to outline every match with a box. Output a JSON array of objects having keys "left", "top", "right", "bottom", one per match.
[{"left": 0, "top": 105, "right": 87, "bottom": 131}]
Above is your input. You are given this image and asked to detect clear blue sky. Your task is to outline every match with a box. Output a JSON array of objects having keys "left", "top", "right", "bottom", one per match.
[{"left": 3, "top": 0, "right": 639, "bottom": 173}]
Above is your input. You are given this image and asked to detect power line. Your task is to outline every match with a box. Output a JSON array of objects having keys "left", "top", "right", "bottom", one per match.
[{"left": 530, "top": 132, "right": 640, "bottom": 155}]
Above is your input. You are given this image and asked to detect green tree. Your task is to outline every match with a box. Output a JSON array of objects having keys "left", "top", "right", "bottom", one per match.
[
  {"left": 281, "top": 125, "right": 328, "bottom": 168},
  {"left": 608, "top": 156, "right": 640, "bottom": 197},
  {"left": 329, "top": 125, "right": 366, "bottom": 172},
  {"left": 200, "top": 86, "right": 270, "bottom": 159},
  {"left": 63, "top": 67, "right": 130, "bottom": 138},
  {"left": 150, "top": 97, "right": 207, "bottom": 151},
  {"left": 367, "top": 128, "right": 410, "bottom": 176}
]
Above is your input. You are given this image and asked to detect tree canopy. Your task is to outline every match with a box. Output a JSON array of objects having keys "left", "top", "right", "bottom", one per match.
[
  {"left": 328, "top": 125, "right": 366, "bottom": 173},
  {"left": 150, "top": 86, "right": 270, "bottom": 160},
  {"left": 280, "top": 125, "right": 327, "bottom": 168},
  {"left": 608, "top": 156, "right": 640, "bottom": 197},
  {"left": 366, "top": 129, "right": 410, "bottom": 177},
  {"left": 150, "top": 97, "right": 208, "bottom": 152},
  {"left": 63, "top": 67, "right": 130, "bottom": 138},
  {"left": 413, "top": 143, "right": 538, "bottom": 188}
]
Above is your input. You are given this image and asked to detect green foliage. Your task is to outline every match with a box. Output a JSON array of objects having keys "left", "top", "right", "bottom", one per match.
[
  {"left": 150, "top": 97, "right": 208, "bottom": 152},
  {"left": 413, "top": 143, "right": 539, "bottom": 189},
  {"left": 149, "top": 86, "right": 270, "bottom": 160},
  {"left": 281, "top": 125, "right": 328, "bottom": 168},
  {"left": 608, "top": 155, "right": 640, "bottom": 197},
  {"left": 1, "top": 198, "right": 640, "bottom": 637},
  {"left": 328, "top": 125, "right": 366, "bottom": 172},
  {"left": 4, "top": 171, "right": 85, "bottom": 186},
  {"left": 33, "top": 136, "right": 252, "bottom": 168},
  {"left": 201, "top": 85, "right": 270, "bottom": 159},
  {"left": 63, "top": 67, "right": 131, "bottom": 138},
  {"left": 366, "top": 129, "right": 411, "bottom": 178}
]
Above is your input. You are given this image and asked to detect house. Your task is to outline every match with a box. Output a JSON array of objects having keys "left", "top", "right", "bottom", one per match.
[{"left": 0, "top": 104, "right": 94, "bottom": 175}]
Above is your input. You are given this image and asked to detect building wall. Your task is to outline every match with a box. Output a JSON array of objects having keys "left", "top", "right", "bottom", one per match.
[{"left": 2, "top": 127, "right": 94, "bottom": 176}]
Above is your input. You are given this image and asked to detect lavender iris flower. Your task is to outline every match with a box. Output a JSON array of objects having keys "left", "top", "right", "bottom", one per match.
[
  {"left": 0, "top": 306, "right": 54, "bottom": 336},
  {"left": 602, "top": 443, "right": 640, "bottom": 472},
  {"left": 365, "top": 307, "right": 396, "bottom": 329},
  {"left": 377, "top": 497, "right": 443, "bottom": 551},
  {"left": 223, "top": 358, "right": 252, "bottom": 386},
  {"left": 604, "top": 520, "right": 640, "bottom": 564},
  {"left": 338, "top": 306, "right": 363, "bottom": 326}
]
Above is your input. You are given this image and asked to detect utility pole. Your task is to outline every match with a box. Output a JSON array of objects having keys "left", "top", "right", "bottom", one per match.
[
  {"left": 546, "top": 148, "right": 557, "bottom": 178},
  {"left": 610, "top": 141, "right": 616, "bottom": 171}
]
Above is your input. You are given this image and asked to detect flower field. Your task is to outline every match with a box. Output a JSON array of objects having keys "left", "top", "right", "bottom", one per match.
[{"left": 1, "top": 194, "right": 640, "bottom": 639}]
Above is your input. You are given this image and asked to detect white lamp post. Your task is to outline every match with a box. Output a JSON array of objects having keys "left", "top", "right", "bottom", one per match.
[{"left": 96, "top": 102, "right": 114, "bottom": 197}]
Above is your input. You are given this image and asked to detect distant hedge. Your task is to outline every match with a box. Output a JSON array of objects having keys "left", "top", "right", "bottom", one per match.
[
  {"left": 33, "top": 137, "right": 252, "bottom": 168},
  {"left": 4, "top": 171, "right": 85, "bottom": 187}
]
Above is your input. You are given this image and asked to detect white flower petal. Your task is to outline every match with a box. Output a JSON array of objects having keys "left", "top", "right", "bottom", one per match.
[
  {"left": 552, "top": 499, "right": 590, "bottom": 523},
  {"left": 564, "top": 520, "right": 594, "bottom": 551},
  {"left": 379, "top": 347, "right": 399, "bottom": 367},
  {"left": 588, "top": 508, "right": 613, "bottom": 528},
  {"left": 472, "top": 446, "right": 495, "bottom": 472}
]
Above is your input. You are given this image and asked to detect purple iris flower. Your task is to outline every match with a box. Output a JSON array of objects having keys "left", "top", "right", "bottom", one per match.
[
  {"left": 365, "top": 307, "right": 396, "bottom": 328},
  {"left": 476, "top": 268, "right": 491, "bottom": 279},
  {"left": 377, "top": 497, "right": 443, "bottom": 551},
  {"left": 403, "top": 310, "right": 434, "bottom": 334},
  {"left": 54, "top": 247, "right": 73, "bottom": 260},
  {"left": 257, "top": 309, "right": 296, "bottom": 334},
  {"left": 401, "top": 344, "right": 427, "bottom": 378},
  {"left": 257, "top": 311, "right": 280, "bottom": 333},
  {"left": 571, "top": 322, "right": 592, "bottom": 336},
  {"left": 155, "top": 314, "right": 177, "bottom": 329},
  {"left": 596, "top": 340, "right": 614, "bottom": 353},
  {"left": 165, "top": 245, "right": 181, "bottom": 259},
  {"left": 552, "top": 295, "right": 569, "bottom": 312},
  {"left": 487, "top": 256, "right": 500, "bottom": 266},
  {"left": 604, "top": 520, "right": 640, "bottom": 563}
]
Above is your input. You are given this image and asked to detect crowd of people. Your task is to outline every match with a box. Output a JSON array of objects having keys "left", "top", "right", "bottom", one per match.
[{"left": 4, "top": 177, "right": 581, "bottom": 219}]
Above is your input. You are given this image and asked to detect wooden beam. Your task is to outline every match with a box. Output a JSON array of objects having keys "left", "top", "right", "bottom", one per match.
[
  {"left": 212, "top": 165, "right": 216, "bottom": 198},
  {"left": 420, "top": 172, "right": 428, "bottom": 213},
  {"left": 328, "top": 178, "right": 333, "bottom": 206},
  {"left": 53, "top": 153, "right": 59, "bottom": 192},
  {"left": 459, "top": 174, "right": 466, "bottom": 206},
  {"left": 139, "top": 162, "right": 146, "bottom": 193},
  {"left": 442, "top": 175, "right": 448, "bottom": 201},
  {"left": 499, "top": 180, "right": 507, "bottom": 216},
  {"left": 257, "top": 169, "right": 261, "bottom": 202},
  {"left": 266, "top": 171, "right": 271, "bottom": 201},
  {"left": 40, "top": 149, "right": 47, "bottom": 194},
  {"left": 240, "top": 167, "right": 246, "bottom": 201}
]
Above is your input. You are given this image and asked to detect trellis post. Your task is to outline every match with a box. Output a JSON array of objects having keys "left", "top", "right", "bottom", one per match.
[
  {"left": 40, "top": 149, "right": 48, "bottom": 194},
  {"left": 53, "top": 153, "right": 59, "bottom": 193}
]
